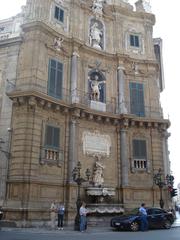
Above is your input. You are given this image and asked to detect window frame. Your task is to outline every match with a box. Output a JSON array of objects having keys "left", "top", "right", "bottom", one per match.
[
  {"left": 132, "top": 139, "right": 148, "bottom": 171},
  {"left": 48, "top": 58, "right": 63, "bottom": 100},
  {"left": 129, "top": 82, "right": 145, "bottom": 117},
  {"left": 40, "top": 122, "right": 64, "bottom": 167},
  {"left": 130, "top": 34, "right": 140, "bottom": 48},
  {"left": 54, "top": 5, "right": 64, "bottom": 23}
]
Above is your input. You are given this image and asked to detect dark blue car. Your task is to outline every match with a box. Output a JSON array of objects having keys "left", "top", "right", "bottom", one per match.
[{"left": 110, "top": 207, "right": 174, "bottom": 231}]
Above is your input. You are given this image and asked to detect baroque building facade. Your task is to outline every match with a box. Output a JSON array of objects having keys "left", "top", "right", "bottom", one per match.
[{"left": 0, "top": 0, "right": 171, "bottom": 226}]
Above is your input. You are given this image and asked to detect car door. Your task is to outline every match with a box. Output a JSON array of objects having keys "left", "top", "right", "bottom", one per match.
[
  {"left": 150, "top": 208, "right": 165, "bottom": 228},
  {"left": 146, "top": 208, "right": 155, "bottom": 229}
]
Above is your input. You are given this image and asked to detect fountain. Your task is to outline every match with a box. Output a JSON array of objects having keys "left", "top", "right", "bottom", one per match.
[{"left": 85, "top": 156, "right": 124, "bottom": 217}]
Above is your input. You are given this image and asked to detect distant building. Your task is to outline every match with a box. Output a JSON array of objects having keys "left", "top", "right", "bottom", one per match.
[{"left": 0, "top": 0, "right": 172, "bottom": 226}]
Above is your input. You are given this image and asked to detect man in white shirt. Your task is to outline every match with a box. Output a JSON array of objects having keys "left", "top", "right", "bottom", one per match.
[
  {"left": 139, "top": 203, "right": 148, "bottom": 231},
  {"left": 79, "top": 202, "right": 88, "bottom": 232}
]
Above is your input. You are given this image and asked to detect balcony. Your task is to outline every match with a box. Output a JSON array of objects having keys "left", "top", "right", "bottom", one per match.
[
  {"left": 8, "top": 81, "right": 163, "bottom": 119},
  {"left": 40, "top": 147, "right": 63, "bottom": 167}
]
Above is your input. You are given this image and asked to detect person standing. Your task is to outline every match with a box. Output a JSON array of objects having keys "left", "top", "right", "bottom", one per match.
[
  {"left": 139, "top": 203, "right": 148, "bottom": 231},
  {"left": 57, "top": 203, "right": 65, "bottom": 230},
  {"left": 79, "top": 202, "right": 88, "bottom": 232},
  {"left": 50, "top": 200, "right": 57, "bottom": 230}
]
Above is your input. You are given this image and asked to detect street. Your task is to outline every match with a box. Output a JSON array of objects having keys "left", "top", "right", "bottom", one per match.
[{"left": 0, "top": 227, "right": 180, "bottom": 240}]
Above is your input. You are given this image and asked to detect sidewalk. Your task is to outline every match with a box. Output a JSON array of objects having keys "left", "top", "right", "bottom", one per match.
[
  {"left": 1, "top": 212, "right": 180, "bottom": 233},
  {"left": 172, "top": 211, "right": 180, "bottom": 228}
]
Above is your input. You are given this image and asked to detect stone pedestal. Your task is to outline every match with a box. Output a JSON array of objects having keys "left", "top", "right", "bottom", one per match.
[{"left": 90, "top": 101, "right": 106, "bottom": 112}]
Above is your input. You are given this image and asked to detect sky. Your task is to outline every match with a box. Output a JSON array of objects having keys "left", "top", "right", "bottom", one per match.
[{"left": 0, "top": 0, "right": 180, "bottom": 187}]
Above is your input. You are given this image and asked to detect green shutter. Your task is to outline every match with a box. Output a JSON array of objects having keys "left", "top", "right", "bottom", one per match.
[
  {"left": 48, "top": 59, "right": 63, "bottom": 99},
  {"left": 45, "top": 125, "right": 60, "bottom": 149},
  {"left": 133, "top": 140, "right": 147, "bottom": 159},
  {"left": 130, "top": 82, "right": 145, "bottom": 117}
]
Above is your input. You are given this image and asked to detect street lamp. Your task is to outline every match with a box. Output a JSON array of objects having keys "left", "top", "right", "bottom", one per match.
[
  {"left": 154, "top": 168, "right": 166, "bottom": 209},
  {"left": 72, "top": 161, "right": 91, "bottom": 230}
]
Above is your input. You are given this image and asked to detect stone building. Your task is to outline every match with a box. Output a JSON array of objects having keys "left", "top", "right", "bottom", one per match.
[{"left": 0, "top": 0, "right": 171, "bottom": 226}]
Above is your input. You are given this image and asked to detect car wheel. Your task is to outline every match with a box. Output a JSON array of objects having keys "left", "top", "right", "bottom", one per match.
[
  {"left": 164, "top": 220, "right": 171, "bottom": 229},
  {"left": 130, "top": 221, "right": 139, "bottom": 232}
]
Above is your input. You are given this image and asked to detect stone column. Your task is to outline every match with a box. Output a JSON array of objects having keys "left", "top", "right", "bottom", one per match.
[
  {"left": 68, "top": 118, "right": 78, "bottom": 182},
  {"left": 120, "top": 128, "right": 129, "bottom": 186},
  {"left": 70, "top": 52, "right": 79, "bottom": 103},
  {"left": 162, "top": 130, "right": 171, "bottom": 176},
  {"left": 117, "top": 66, "right": 127, "bottom": 114}
]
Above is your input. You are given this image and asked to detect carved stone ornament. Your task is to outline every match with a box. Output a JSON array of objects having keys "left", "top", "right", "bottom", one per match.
[
  {"left": 82, "top": 130, "right": 111, "bottom": 157},
  {"left": 92, "top": 0, "right": 104, "bottom": 18},
  {"left": 53, "top": 37, "right": 63, "bottom": 51},
  {"left": 54, "top": 0, "right": 64, "bottom": 5},
  {"left": 135, "top": 0, "right": 152, "bottom": 13}
]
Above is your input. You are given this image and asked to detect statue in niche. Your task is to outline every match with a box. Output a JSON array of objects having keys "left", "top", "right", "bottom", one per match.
[
  {"left": 89, "top": 22, "right": 103, "bottom": 50},
  {"left": 92, "top": 156, "right": 105, "bottom": 187},
  {"left": 92, "top": 0, "right": 104, "bottom": 18},
  {"left": 88, "top": 74, "right": 105, "bottom": 101},
  {"left": 53, "top": 37, "right": 63, "bottom": 51}
]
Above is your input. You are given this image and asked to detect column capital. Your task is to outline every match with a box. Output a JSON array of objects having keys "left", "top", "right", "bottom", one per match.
[
  {"left": 72, "top": 51, "right": 80, "bottom": 58},
  {"left": 117, "top": 65, "right": 125, "bottom": 71}
]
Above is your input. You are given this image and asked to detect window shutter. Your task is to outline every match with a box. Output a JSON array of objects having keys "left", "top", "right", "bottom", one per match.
[
  {"left": 130, "top": 35, "right": 134, "bottom": 46},
  {"left": 45, "top": 125, "right": 53, "bottom": 146},
  {"left": 135, "top": 36, "right": 139, "bottom": 47},
  {"left": 53, "top": 127, "right": 60, "bottom": 148},
  {"left": 130, "top": 82, "right": 145, "bottom": 116},
  {"left": 133, "top": 140, "right": 147, "bottom": 159},
  {"left": 59, "top": 9, "right": 64, "bottom": 22},
  {"left": 48, "top": 59, "right": 63, "bottom": 99},
  {"left": 138, "top": 84, "right": 145, "bottom": 116},
  {"left": 45, "top": 125, "right": 60, "bottom": 149},
  {"left": 55, "top": 6, "right": 59, "bottom": 20}
]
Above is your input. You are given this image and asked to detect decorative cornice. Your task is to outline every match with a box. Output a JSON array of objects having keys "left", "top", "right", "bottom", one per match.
[{"left": 7, "top": 90, "right": 170, "bottom": 130}]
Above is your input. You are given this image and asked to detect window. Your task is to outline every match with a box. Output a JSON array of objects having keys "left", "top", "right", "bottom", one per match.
[
  {"left": 133, "top": 139, "right": 147, "bottom": 169},
  {"left": 44, "top": 125, "right": 60, "bottom": 162},
  {"left": 40, "top": 124, "right": 64, "bottom": 166},
  {"left": 54, "top": 6, "right": 64, "bottom": 23},
  {"left": 48, "top": 59, "right": 63, "bottom": 99},
  {"left": 45, "top": 125, "right": 60, "bottom": 149},
  {"left": 130, "top": 34, "right": 139, "bottom": 47},
  {"left": 129, "top": 82, "right": 145, "bottom": 117}
]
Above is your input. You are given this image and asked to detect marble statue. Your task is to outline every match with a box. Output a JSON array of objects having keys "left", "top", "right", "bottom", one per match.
[
  {"left": 88, "top": 75, "right": 105, "bottom": 101},
  {"left": 89, "top": 22, "right": 102, "bottom": 50},
  {"left": 92, "top": 157, "right": 105, "bottom": 187},
  {"left": 92, "top": 0, "right": 104, "bottom": 17},
  {"left": 53, "top": 37, "right": 63, "bottom": 51}
]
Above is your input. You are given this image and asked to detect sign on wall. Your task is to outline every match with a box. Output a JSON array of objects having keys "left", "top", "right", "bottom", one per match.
[{"left": 82, "top": 130, "right": 111, "bottom": 157}]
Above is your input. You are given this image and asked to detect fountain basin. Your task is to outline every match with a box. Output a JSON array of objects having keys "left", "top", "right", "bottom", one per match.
[{"left": 86, "top": 187, "right": 116, "bottom": 197}]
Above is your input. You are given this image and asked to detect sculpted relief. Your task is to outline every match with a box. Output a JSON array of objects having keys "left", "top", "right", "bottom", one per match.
[
  {"left": 92, "top": 0, "right": 104, "bottom": 18},
  {"left": 82, "top": 131, "right": 111, "bottom": 157}
]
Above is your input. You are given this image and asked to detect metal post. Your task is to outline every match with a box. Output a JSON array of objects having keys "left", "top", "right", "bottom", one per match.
[
  {"left": 72, "top": 161, "right": 90, "bottom": 231},
  {"left": 154, "top": 168, "right": 166, "bottom": 209}
]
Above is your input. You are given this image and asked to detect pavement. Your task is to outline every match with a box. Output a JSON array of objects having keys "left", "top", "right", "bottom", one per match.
[
  {"left": 172, "top": 211, "right": 180, "bottom": 228},
  {"left": 0, "top": 211, "right": 180, "bottom": 233}
]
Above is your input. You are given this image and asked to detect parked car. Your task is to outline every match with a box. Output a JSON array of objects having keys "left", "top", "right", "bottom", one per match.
[{"left": 110, "top": 207, "right": 175, "bottom": 231}]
